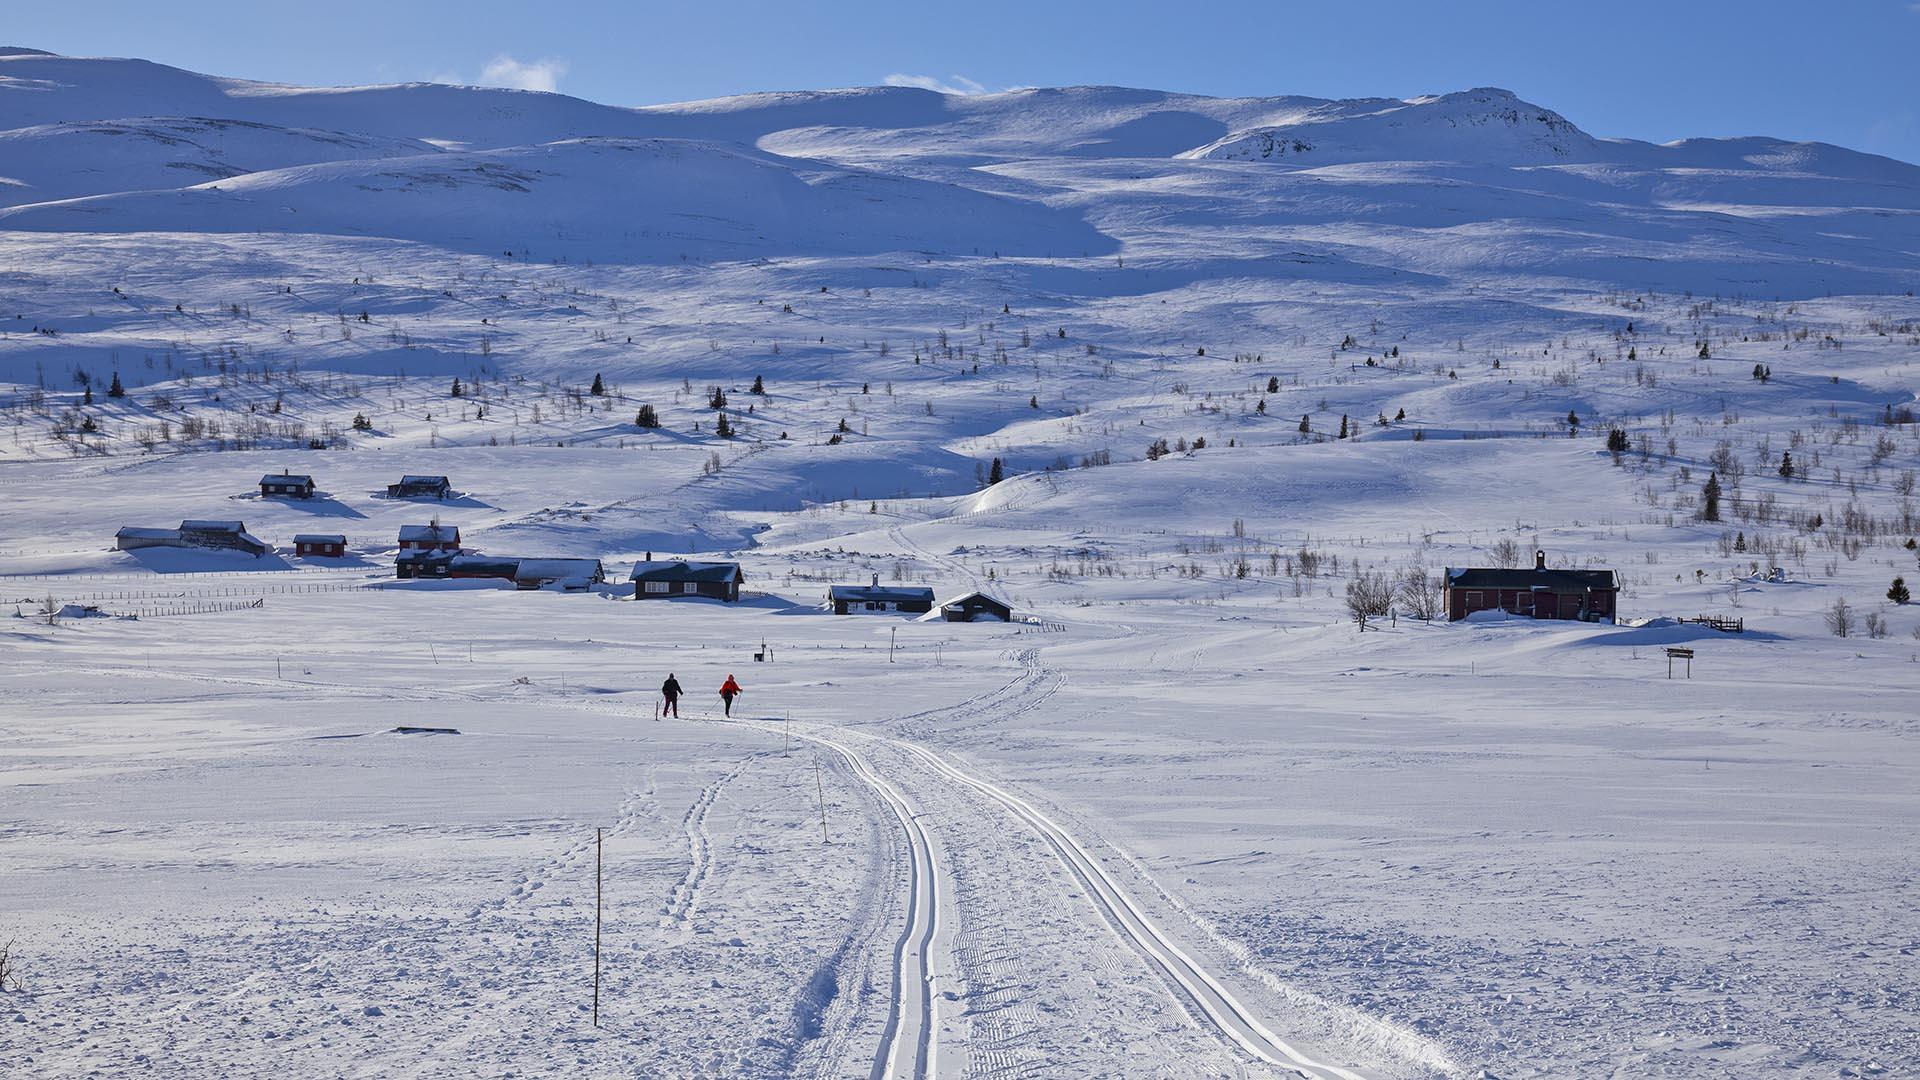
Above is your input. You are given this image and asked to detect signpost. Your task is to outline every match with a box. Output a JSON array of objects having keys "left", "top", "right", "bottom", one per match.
[{"left": 1665, "top": 646, "right": 1694, "bottom": 679}]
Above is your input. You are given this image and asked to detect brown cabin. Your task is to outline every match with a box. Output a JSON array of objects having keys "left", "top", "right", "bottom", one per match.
[{"left": 1444, "top": 550, "right": 1619, "bottom": 623}]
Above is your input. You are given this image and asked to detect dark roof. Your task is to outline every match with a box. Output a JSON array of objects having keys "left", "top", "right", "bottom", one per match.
[
  {"left": 449, "top": 554, "right": 520, "bottom": 574},
  {"left": 1446, "top": 566, "right": 1618, "bottom": 591},
  {"left": 396, "top": 474, "right": 449, "bottom": 485},
  {"left": 180, "top": 519, "right": 246, "bottom": 532},
  {"left": 630, "top": 560, "right": 742, "bottom": 584},
  {"left": 260, "top": 473, "right": 313, "bottom": 485},
  {"left": 830, "top": 584, "right": 936, "bottom": 603},
  {"left": 292, "top": 533, "right": 346, "bottom": 545}
]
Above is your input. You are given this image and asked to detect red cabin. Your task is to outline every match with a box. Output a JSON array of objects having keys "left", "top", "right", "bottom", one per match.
[
  {"left": 293, "top": 534, "right": 347, "bottom": 558},
  {"left": 1444, "top": 550, "right": 1619, "bottom": 623}
]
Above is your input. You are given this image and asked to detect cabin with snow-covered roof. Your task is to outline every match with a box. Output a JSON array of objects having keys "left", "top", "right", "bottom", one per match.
[
  {"left": 388, "top": 475, "right": 452, "bottom": 499},
  {"left": 938, "top": 591, "right": 1011, "bottom": 623},
  {"left": 629, "top": 559, "right": 743, "bottom": 601},
  {"left": 829, "top": 575, "right": 935, "bottom": 615},
  {"left": 259, "top": 471, "right": 315, "bottom": 498},
  {"left": 397, "top": 523, "right": 461, "bottom": 552},
  {"left": 293, "top": 534, "right": 347, "bottom": 558}
]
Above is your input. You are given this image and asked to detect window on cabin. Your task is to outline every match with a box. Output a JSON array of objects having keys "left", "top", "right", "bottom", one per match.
[
  {"left": 866, "top": 602, "right": 877, "bottom": 610},
  {"left": 645, "top": 581, "right": 669, "bottom": 594},
  {"left": 683, "top": 582, "right": 698, "bottom": 594}
]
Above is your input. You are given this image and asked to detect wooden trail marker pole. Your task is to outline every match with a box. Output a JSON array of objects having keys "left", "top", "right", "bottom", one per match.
[
  {"left": 814, "top": 757, "right": 828, "bottom": 844},
  {"left": 1665, "top": 647, "right": 1694, "bottom": 679},
  {"left": 784, "top": 713, "right": 791, "bottom": 757},
  {"left": 593, "top": 826, "right": 603, "bottom": 1027}
]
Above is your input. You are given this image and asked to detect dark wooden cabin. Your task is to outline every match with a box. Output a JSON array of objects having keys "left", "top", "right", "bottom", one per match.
[
  {"left": 1444, "top": 549, "right": 1619, "bottom": 623},
  {"left": 260, "top": 471, "right": 316, "bottom": 498},
  {"left": 388, "top": 475, "right": 452, "bottom": 499},
  {"left": 828, "top": 575, "right": 935, "bottom": 615},
  {"left": 939, "top": 591, "right": 1012, "bottom": 622},
  {"left": 630, "top": 559, "right": 743, "bottom": 601}
]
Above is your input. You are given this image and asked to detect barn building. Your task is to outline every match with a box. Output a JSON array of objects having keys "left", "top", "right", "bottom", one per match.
[
  {"left": 938, "top": 591, "right": 1012, "bottom": 623},
  {"left": 388, "top": 475, "right": 452, "bottom": 499},
  {"left": 293, "top": 534, "right": 347, "bottom": 558},
  {"left": 828, "top": 575, "right": 935, "bottom": 615},
  {"left": 515, "top": 558, "right": 607, "bottom": 591},
  {"left": 259, "top": 471, "right": 316, "bottom": 498},
  {"left": 397, "top": 523, "right": 461, "bottom": 552},
  {"left": 449, "top": 555, "right": 520, "bottom": 581},
  {"left": 1444, "top": 550, "right": 1619, "bottom": 623}
]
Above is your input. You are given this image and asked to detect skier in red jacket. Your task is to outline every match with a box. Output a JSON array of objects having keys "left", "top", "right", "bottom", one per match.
[{"left": 718, "top": 674, "right": 742, "bottom": 717}]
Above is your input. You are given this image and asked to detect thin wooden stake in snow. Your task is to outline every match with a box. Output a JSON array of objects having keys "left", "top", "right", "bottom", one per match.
[
  {"left": 593, "top": 826, "right": 603, "bottom": 1028},
  {"left": 814, "top": 756, "right": 828, "bottom": 844}
]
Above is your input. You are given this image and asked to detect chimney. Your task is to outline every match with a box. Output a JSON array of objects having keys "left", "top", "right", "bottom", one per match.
[
  {"left": 645, "top": 550, "right": 652, "bottom": 562},
  {"left": 872, "top": 572, "right": 880, "bottom": 587},
  {"left": 1535, "top": 549, "right": 1547, "bottom": 571}
]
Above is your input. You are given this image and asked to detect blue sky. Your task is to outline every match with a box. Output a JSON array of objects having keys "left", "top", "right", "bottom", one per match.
[{"left": 8, "top": 1, "right": 1918, "bottom": 162}]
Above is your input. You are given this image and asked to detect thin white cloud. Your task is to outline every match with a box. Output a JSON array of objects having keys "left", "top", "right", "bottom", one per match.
[
  {"left": 478, "top": 54, "right": 568, "bottom": 93},
  {"left": 884, "top": 72, "right": 990, "bottom": 96}
]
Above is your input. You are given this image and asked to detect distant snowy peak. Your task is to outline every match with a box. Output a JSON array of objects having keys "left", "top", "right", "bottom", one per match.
[{"left": 1181, "top": 88, "right": 1595, "bottom": 166}]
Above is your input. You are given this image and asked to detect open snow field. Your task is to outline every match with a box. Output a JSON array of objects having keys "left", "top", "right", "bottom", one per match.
[{"left": 4, "top": 47, "right": 1920, "bottom": 1079}]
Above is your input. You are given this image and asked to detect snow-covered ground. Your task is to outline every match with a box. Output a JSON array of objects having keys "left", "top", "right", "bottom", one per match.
[{"left": 3, "top": 46, "right": 1918, "bottom": 1079}]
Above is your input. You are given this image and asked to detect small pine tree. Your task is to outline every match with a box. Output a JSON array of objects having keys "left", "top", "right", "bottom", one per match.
[
  {"left": 1267, "top": 376, "right": 1279, "bottom": 393},
  {"left": 450, "top": 378, "right": 463, "bottom": 398},
  {"left": 715, "top": 412, "right": 734, "bottom": 438},
  {"left": 1698, "top": 342, "right": 1710, "bottom": 359},
  {"left": 1029, "top": 395, "right": 1038, "bottom": 409},
  {"left": 1256, "top": 398, "right": 1267, "bottom": 414},
  {"left": 590, "top": 373, "right": 605, "bottom": 396},
  {"left": 1701, "top": 471, "right": 1723, "bottom": 522},
  {"left": 1607, "top": 427, "right": 1630, "bottom": 453},
  {"left": 1299, "top": 414, "right": 1311, "bottom": 435},
  {"left": 751, "top": 375, "right": 765, "bottom": 395},
  {"left": 1890, "top": 576, "right": 1912, "bottom": 605},
  {"left": 1567, "top": 409, "right": 1580, "bottom": 428},
  {"left": 1338, "top": 415, "right": 1350, "bottom": 439},
  {"left": 108, "top": 372, "right": 126, "bottom": 398},
  {"left": 635, "top": 404, "right": 660, "bottom": 429},
  {"left": 708, "top": 387, "right": 727, "bottom": 410},
  {"left": 1394, "top": 407, "right": 1406, "bottom": 422},
  {"left": 82, "top": 386, "right": 93, "bottom": 405},
  {"left": 1778, "top": 451, "right": 1794, "bottom": 479},
  {"left": 988, "top": 457, "right": 1004, "bottom": 485}
]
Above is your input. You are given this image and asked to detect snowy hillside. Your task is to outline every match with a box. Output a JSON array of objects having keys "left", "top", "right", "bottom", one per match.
[{"left": 3, "top": 47, "right": 1919, "bottom": 1080}]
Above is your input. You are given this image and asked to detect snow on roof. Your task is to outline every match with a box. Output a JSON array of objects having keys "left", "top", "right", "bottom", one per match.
[
  {"left": 179, "top": 519, "right": 245, "bottom": 532},
  {"left": 260, "top": 473, "right": 313, "bottom": 484},
  {"left": 116, "top": 526, "right": 180, "bottom": 539},
  {"left": 629, "top": 560, "right": 742, "bottom": 583},
  {"left": 292, "top": 533, "right": 346, "bottom": 544},
  {"left": 829, "top": 583, "right": 936, "bottom": 602},
  {"left": 940, "top": 590, "right": 1008, "bottom": 608},
  {"left": 396, "top": 474, "right": 449, "bottom": 484},
  {"left": 515, "top": 558, "right": 603, "bottom": 579},
  {"left": 398, "top": 523, "right": 459, "bottom": 541}
]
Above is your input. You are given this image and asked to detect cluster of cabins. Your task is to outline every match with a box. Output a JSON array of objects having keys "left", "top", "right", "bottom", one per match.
[{"left": 112, "top": 473, "right": 1616, "bottom": 625}]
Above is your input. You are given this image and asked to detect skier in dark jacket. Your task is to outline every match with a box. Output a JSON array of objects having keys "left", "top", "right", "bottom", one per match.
[
  {"left": 718, "top": 674, "right": 742, "bottom": 717},
  {"left": 660, "top": 674, "right": 683, "bottom": 718}
]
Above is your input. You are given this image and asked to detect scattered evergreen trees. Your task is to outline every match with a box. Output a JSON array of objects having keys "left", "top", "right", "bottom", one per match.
[
  {"left": 988, "top": 457, "right": 1005, "bottom": 485},
  {"left": 708, "top": 386, "right": 727, "bottom": 410},
  {"left": 1778, "top": 451, "right": 1794, "bottom": 478},
  {"left": 634, "top": 404, "right": 660, "bottom": 429},
  {"left": 1607, "top": 427, "right": 1630, "bottom": 453},
  {"left": 352, "top": 412, "right": 373, "bottom": 431},
  {"left": 107, "top": 372, "right": 126, "bottom": 398},
  {"left": 450, "top": 378, "right": 463, "bottom": 398},
  {"left": 590, "top": 373, "right": 605, "bottom": 396},
  {"left": 1267, "top": 376, "right": 1279, "bottom": 393},
  {"left": 714, "top": 412, "right": 734, "bottom": 438},
  {"left": 1299, "top": 414, "right": 1311, "bottom": 435},
  {"left": 751, "top": 374, "right": 765, "bottom": 395},
  {"left": 1890, "top": 576, "right": 1911, "bottom": 605}
]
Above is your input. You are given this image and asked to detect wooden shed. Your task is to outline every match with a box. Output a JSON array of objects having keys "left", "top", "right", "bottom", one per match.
[{"left": 388, "top": 475, "right": 452, "bottom": 499}]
